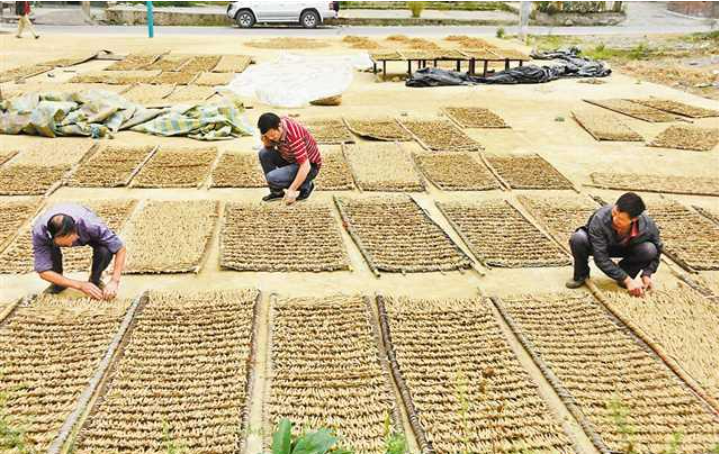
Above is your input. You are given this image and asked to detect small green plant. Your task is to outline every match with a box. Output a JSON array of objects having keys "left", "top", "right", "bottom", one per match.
[
  {"left": 269, "top": 419, "right": 348, "bottom": 454},
  {"left": 162, "top": 420, "right": 187, "bottom": 454},
  {"left": 555, "top": 116, "right": 565, "bottom": 122},
  {"left": 496, "top": 27, "right": 506, "bottom": 39},
  {"left": 0, "top": 383, "right": 34, "bottom": 454},
  {"left": 712, "top": 443, "right": 719, "bottom": 454},
  {"left": 453, "top": 370, "right": 472, "bottom": 454},
  {"left": 608, "top": 398, "right": 636, "bottom": 454},
  {"left": 662, "top": 431, "right": 683, "bottom": 454},
  {"left": 383, "top": 412, "right": 407, "bottom": 454},
  {"left": 408, "top": 1, "right": 425, "bottom": 18}
]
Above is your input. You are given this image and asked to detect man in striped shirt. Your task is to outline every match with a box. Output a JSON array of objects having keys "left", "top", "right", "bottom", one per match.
[{"left": 257, "top": 113, "right": 322, "bottom": 204}]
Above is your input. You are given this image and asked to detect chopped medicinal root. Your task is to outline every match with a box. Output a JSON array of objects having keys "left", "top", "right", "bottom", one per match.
[
  {"left": 165, "top": 85, "right": 216, "bottom": 103},
  {"left": 590, "top": 172, "right": 719, "bottom": 196},
  {"left": 438, "top": 199, "right": 571, "bottom": 267},
  {"left": 379, "top": 295, "right": 576, "bottom": 454},
  {"left": 629, "top": 98, "right": 719, "bottom": 118},
  {"left": 0, "top": 197, "right": 41, "bottom": 248},
  {"left": 193, "top": 72, "right": 235, "bottom": 86},
  {"left": 122, "top": 84, "right": 175, "bottom": 104},
  {"left": 212, "top": 55, "right": 253, "bottom": 73},
  {"left": 649, "top": 200, "right": 719, "bottom": 271},
  {"left": 314, "top": 145, "right": 355, "bottom": 190},
  {"left": 304, "top": 119, "right": 355, "bottom": 144},
  {"left": 497, "top": 292, "right": 719, "bottom": 454},
  {"left": 400, "top": 119, "right": 483, "bottom": 152},
  {"left": 0, "top": 295, "right": 131, "bottom": 453},
  {"left": 210, "top": 151, "right": 266, "bottom": 188},
  {"left": 70, "top": 70, "right": 161, "bottom": 85},
  {"left": 0, "top": 64, "right": 53, "bottom": 83},
  {"left": 572, "top": 108, "right": 643, "bottom": 141},
  {"left": 0, "top": 199, "right": 137, "bottom": 274},
  {"left": 123, "top": 200, "right": 218, "bottom": 274},
  {"left": 69, "top": 145, "right": 154, "bottom": 187},
  {"left": 344, "top": 143, "right": 424, "bottom": 192},
  {"left": 105, "top": 53, "right": 161, "bottom": 71},
  {"left": 10, "top": 139, "right": 94, "bottom": 167},
  {"left": 180, "top": 55, "right": 222, "bottom": 73},
  {"left": 74, "top": 289, "right": 258, "bottom": 454},
  {"left": 415, "top": 152, "right": 500, "bottom": 191},
  {"left": 584, "top": 98, "right": 677, "bottom": 122},
  {"left": 0, "top": 165, "right": 67, "bottom": 195},
  {"left": 131, "top": 146, "right": 217, "bottom": 188},
  {"left": 336, "top": 196, "right": 472, "bottom": 273},
  {"left": 221, "top": 202, "right": 349, "bottom": 272},
  {"left": 516, "top": 194, "right": 597, "bottom": 245},
  {"left": 649, "top": 125, "right": 719, "bottom": 152},
  {"left": 268, "top": 295, "right": 400, "bottom": 453},
  {"left": 150, "top": 71, "right": 198, "bottom": 85},
  {"left": 601, "top": 287, "right": 719, "bottom": 403},
  {"left": 694, "top": 205, "right": 719, "bottom": 226},
  {"left": 343, "top": 118, "right": 412, "bottom": 141},
  {"left": 443, "top": 107, "right": 509, "bottom": 128},
  {"left": 484, "top": 154, "right": 574, "bottom": 190}
]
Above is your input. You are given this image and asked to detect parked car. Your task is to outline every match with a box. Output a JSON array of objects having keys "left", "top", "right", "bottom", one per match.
[{"left": 227, "top": 2, "right": 339, "bottom": 28}]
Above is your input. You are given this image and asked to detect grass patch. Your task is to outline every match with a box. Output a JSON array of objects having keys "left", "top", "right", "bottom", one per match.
[
  {"left": 583, "top": 42, "right": 656, "bottom": 61},
  {"left": 340, "top": 1, "right": 516, "bottom": 12}
]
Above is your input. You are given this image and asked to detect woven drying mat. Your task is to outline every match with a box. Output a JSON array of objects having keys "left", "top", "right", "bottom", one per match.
[
  {"left": 650, "top": 200, "right": 719, "bottom": 271},
  {"left": 0, "top": 165, "right": 67, "bottom": 196},
  {"left": 0, "top": 295, "right": 132, "bottom": 453},
  {"left": 629, "top": 98, "right": 719, "bottom": 118},
  {"left": 68, "top": 145, "right": 155, "bottom": 187},
  {"left": 335, "top": 195, "right": 472, "bottom": 274},
  {"left": 72, "top": 289, "right": 259, "bottom": 454},
  {"left": 590, "top": 172, "right": 719, "bottom": 197},
  {"left": 131, "top": 146, "right": 217, "bottom": 188},
  {"left": 344, "top": 142, "right": 425, "bottom": 192},
  {"left": 694, "top": 205, "right": 719, "bottom": 226},
  {"left": 0, "top": 199, "right": 137, "bottom": 274},
  {"left": 265, "top": 295, "right": 402, "bottom": 454},
  {"left": 304, "top": 118, "right": 355, "bottom": 144},
  {"left": 0, "top": 196, "right": 43, "bottom": 248},
  {"left": 415, "top": 152, "right": 500, "bottom": 191},
  {"left": 377, "top": 295, "right": 576, "bottom": 454},
  {"left": 314, "top": 145, "right": 355, "bottom": 190},
  {"left": 399, "top": 119, "right": 483, "bottom": 152},
  {"left": 221, "top": 202, "right": 349, "bottom": 272},
  {"left": 123, "top": 200, "right": 218, "bottom": 274},
  {"left": 572, "top": 108, "right": 643, "bottom": 142},
  {"left": 649, "top": 125, "right": 719, "bottom": 152},
  {"left": 600, "top": 287, "right": 719, "bottom": 405},
  {"left": 584, "top": 98, "right": 677, "bottom": 122},
  {"left": 516, "top": 194, "right": 598, "bottom": 246},
  {"left": 494, "top": 292, "right": 719, "bottom": 454},
  {"left": 343, "top": 118, "right": 412, "bottom": 141},
  {"left": 210, "top": 152, "right": 265, "bottom": 188},
  {"left": 483, "top": 154, "right": 574, "bottom": 190},
  {"left": 443, "top": 107, "right": 509, "bottom": 128},
  {"left": 437, "top": 199, "right": 571, "bottom": 268}
]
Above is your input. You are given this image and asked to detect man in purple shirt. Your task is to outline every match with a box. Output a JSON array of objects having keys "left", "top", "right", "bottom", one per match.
[{"left": 32, "top": 203, "right": 127, "bottom": 300}]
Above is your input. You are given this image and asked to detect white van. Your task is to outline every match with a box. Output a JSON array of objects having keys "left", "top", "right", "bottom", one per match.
[{"left": 226, "top": 2, "right": 339, "bottom": 28}]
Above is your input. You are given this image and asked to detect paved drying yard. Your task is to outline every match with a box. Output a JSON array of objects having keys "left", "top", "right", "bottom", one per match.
[{"left": 1, "top": 32, "right": 719, "bottom": 454}]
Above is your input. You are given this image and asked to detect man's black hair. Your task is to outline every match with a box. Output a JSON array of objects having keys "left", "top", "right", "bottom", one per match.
[
  {"left": 47, "top": 214, "right": 77, "bottom": 239},
  {"left": 615, "top": 192, "right": 646, "bottom": 218},
  {"left": 258, "top": 112, "right": 281, "bottom": 135}
]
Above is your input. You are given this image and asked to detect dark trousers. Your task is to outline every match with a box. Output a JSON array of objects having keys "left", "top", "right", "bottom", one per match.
[
  {"left": 569, "top": 229, "right": 658, "bottom": 281},
  {"left": 258, "top": 148, "right": 319, "bottom": 194},
  {"left": 51, "top": 244, "right": 114, "bottom": 287}
]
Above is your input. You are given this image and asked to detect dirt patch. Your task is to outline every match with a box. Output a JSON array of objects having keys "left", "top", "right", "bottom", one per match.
[{"left": 221, "top": 202, "right": 349, "bottom": 272}]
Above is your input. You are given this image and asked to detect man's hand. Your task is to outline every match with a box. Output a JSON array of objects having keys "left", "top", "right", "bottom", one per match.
[
  {"left": 624, "top": 276, "right": 644, "bottom": 297},
  {"left": 641, "top": 275, "right": 653, "bottom": 292},
  {"left": 103, "top": 279, "right": 119, "bottom": 300},
  {"left": 284, "top": 189, "right": 299, "bottom": 205},
  {"left": 78, "top": 282, "right": 103, "bottom": 300}
]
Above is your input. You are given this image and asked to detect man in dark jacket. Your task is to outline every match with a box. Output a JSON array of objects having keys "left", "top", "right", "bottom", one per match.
[{"left": 566, "top": 192, "right": 662, "bottom": 297}]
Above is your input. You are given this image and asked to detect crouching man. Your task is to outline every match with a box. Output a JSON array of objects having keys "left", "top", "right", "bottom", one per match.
[
  {"left": 33, "top": 203, "right": 126, "bottom": 300},
  {"left": 566, "top": 192, "right": 663, "bottom": 297},
  {"left": 257, "top": 112, "right": 322, "bottom": 205}
]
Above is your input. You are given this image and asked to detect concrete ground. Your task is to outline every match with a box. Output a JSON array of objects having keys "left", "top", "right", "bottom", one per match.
[{"left": 1, "top": 31, "right": 718, "bottom": 454}]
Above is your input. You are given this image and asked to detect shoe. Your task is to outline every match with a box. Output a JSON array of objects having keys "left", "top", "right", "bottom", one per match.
[
  {"left": 46, "top": 284, "right": 67, "bottom": 294},
  {"left": 297, "top": 182, "right": 315, "bottom": 201},
  {"left": 565, "top": 277, "right": 587, "bottom": 289},
  {"left": 15, "top": 35, "right": 21, "bottom": 39},
  {"left": 262, "top": 191, "right": 284, "bottom": 202},
  {"left": 35, "top": 35, "right": 40, "bottom": 39}
]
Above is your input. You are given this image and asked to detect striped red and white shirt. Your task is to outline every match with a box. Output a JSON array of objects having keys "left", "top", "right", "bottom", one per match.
[{"left": 278, "top": 117, "right": 322, "bottom": 168}]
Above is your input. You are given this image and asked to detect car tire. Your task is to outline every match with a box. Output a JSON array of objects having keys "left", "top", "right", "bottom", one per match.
[
  {"left": 235, "top": 9, "right": 255, "bottom": 28},
  {"left": 300, "top": 10, "right": 319, "bottom": 28}
]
